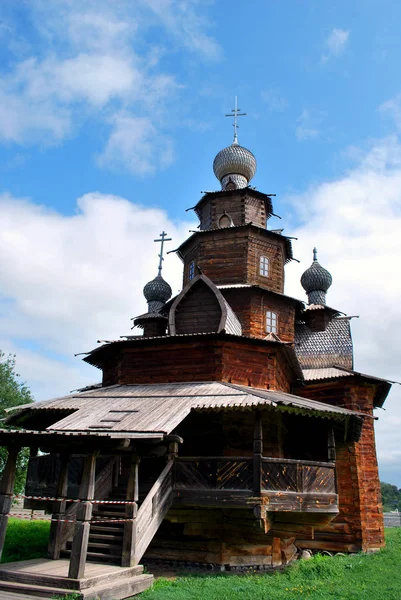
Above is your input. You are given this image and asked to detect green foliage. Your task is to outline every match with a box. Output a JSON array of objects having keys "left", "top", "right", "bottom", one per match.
[
  {"left": 139, "top": 529, "right": 401, "bottom": 600},
  {"left": 0, "top": 517, "right": 50, "bottom": 563},
  {"left": 0, "top": 351, "right": 34, "bottom": 494},
  {"left": 380, "top": 481, "right": 401, "bottom": 512}
]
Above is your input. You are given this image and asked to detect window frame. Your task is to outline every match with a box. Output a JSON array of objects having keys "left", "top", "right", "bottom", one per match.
[
  {"left": 188, "top": 261, "right": 195, "bottom": 280},
  {"left": 259, "top": 255, "right": 269, "bottom": 277},
  {"left": 265, "top": 310, "right": 278, "bottom": 334}
]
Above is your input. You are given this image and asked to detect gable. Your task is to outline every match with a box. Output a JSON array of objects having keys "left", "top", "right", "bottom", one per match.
[{"left": 169, "top": 274, "right": 242, "bottom": 336}]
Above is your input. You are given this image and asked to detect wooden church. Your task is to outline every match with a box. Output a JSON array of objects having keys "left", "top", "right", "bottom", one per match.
[{"left": 0, "top": 116, "right": 391, "bottom": 598}]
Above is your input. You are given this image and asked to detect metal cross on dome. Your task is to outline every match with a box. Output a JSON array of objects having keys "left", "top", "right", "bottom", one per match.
[
  {"left": 154, "top": 231, "right": 172, "bottom": 276},
  {"left": 225, "top": 96, "right": 247, "bottom": 144}
]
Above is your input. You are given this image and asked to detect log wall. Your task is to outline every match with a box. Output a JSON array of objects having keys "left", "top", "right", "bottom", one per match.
[
  {"left": 102, "top": 339, "right": 293, "bottom": 391},
  {"left": 180, "top": 227, "right": 286, "bottom": 293},
  {"left": 293, "top": 379, "right": 384, "bottom": 552}
]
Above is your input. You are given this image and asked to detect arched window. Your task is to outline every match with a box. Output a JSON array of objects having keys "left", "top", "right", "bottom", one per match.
[
  {"left": 219, "top": 213, "right": 232, "bottom": 228},
  {"left": 189, "top": 261, "right": 195, "bottom": 280},
  {"left": 265, "top": 310, "right": 278, "bottom": 334},
  {"left": 260, "top": 255, "right": 269, "bottom": 277}
]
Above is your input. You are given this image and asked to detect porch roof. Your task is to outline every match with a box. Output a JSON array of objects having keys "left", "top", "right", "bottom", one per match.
[{"left": 6, "top": 381, "right": 367, "bottom": 439}]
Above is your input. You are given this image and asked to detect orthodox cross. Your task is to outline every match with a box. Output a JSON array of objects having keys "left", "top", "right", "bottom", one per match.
[
  {"left": 154, "top": 231, "right": 172, "bottom": 276},
  {"left": 225, "top": 96, "right": 247, "bottom": 144}
]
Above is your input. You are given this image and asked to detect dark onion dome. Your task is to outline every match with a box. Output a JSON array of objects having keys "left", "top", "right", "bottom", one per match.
[
  {"left": 143, "top": 274, "right": 172, "bottom": 313},
  {"left": 213, "top": 141, "right": 257, "bottom": 190},
  {"left": 301, "top": 248, "right": 332, "bottom": 306}
]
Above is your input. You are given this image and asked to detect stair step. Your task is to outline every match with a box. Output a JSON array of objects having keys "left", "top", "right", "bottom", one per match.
[
  {"left": 90, "top": 525, "right": 123, "bottom": 534},
  {"left": 89, "top": 533, "right": 123, "bottom": 541},
  {"left": 92, "top": 511, "right": 126, "bottom": 518},
  {"left": 0, "top": 578, "right": 72, "bottom": 598},
  {"left": 61, "top": 550, "right": 121, "bottom": 564},
  {"left": 80, "top": 573, "right": 153, "bottom": 599}
]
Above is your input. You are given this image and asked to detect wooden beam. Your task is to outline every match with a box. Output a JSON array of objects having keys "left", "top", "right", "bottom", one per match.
[
  {"left": 68, "top": 452, "right": 97, "bottom": 579},
  {"left": 48, "top": 452, "right": 70, "bottom": 559},
  {"left": 253, "top": 411, "right": 263, "bottom": 495},
  {"left": 328, "top": 427, "right": 336, "bottom": 461},
  {"left": 122, "top": 455, "right": 140, "bottom": 568},
  {"left": 0, "top": 447, "right": 20, "bottom": 561}
]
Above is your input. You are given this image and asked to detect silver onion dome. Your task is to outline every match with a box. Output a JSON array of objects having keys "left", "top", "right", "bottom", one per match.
[
  {"left": 143, "top": 274, "right": 172, "bottom": 313},
  {"left": 301, "top": 248, "right": 332, "bottom": 306},
  {"left": 213, "top": 142, "right": 257, "bottom": 190}
]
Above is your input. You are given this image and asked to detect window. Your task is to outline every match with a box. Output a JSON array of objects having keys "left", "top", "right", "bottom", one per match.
[
  {"left": 219, "top": 213, "right": 232, "bottom": 228},
  {"left": 266, "top": 310, "right": 278, "bottom": 334},
  {"left": 260, "top": 255, "right": 269, "bottom": 277},
  {"left": 189, "top": 261, "right": 195, "bottom": 280}
]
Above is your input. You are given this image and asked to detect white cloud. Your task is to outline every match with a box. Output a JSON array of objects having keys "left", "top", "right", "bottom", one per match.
[
  {"left": 283, "top": 134, "right": 401, "bottom": 485},
  {"left": 0, "top": 1, "right": 221, "bottom": 168},
  {"left": 379, "top": 92, "right": 401, "bottom": 131},
  {"left": 98, "top": 114, "right": 175, "bottom": 175},
  {"left": 0, "top": 191, "right": 194, "bottom": 399},
  {"left": 295, "top": 109, "right": 323, "bottom": 141},
  {"left": 261, "top": 88, "right": 288, "bottom": 112},
  {"left": 321, "top": 28, "right": 350, "bottom": 63}
]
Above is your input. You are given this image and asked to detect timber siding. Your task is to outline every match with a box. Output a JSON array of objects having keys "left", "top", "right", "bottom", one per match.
[
  {"left": 100, "top": 338, "right": 292, "bottom": 391},
  {"left": 294, "top": 379, "right": 385, "bottom": 552},
  {"left": 179, "top": 226, "right": 287, "bottom": 292}
]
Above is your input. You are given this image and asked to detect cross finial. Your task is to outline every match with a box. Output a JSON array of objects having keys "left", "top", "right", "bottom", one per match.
[
  {"left": 225, "top": 96, "right": 247, "bottom": 144},
  {"left": 313, "top": 247, "right": 318, "bottom": 261},
  {"left": 154, "top": 231, "right": 172, "bottom": 276}
]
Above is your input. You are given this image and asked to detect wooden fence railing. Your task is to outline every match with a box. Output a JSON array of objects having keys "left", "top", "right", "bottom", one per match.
[{"left": 174, "top": 457, "right": 336, "bottom": 495}]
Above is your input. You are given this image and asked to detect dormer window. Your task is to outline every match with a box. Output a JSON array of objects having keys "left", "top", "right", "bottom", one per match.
[
  {"left": 265, "top": 310, "right": 278, "bottom": 334},
  {"left": 260, "top": 256, "right": 269, "bottom": 277},
  {"left": 189, "top": 261, "right": 195, "bottom": 280},
  {"left": 219, "top": 213, "right": 233, "bottom": 228}
]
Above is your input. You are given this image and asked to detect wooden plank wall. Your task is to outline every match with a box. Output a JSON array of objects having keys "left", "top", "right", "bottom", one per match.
[
  {"left": 294, "top": 380, "right": 385, "bottom": 552},
  {"left": 102, "top": 339, "right": 292, "bottom": 391}
]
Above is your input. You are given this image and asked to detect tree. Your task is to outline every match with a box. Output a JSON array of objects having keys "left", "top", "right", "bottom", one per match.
[
  {"left": 380, "top": 481, "right": 401, "bottom": 512},
  {"left": 0, "top": 351, "right": 34, "bottom": 494}
]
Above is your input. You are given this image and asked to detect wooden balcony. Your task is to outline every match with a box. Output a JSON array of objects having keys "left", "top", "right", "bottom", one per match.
[{"left": 173, "top": 457, "right": 338, "bottom": 515}]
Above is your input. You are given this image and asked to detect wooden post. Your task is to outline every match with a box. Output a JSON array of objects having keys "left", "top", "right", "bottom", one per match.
[
  {"left": 48, "top": 452, "right": 70, "bottom": 559},
  {"left": 121, "top": 455, "right": 139, "bottom": 567},
  {"left": 253, "top": 411, "right": 263, "bottom": 495},
  {"left": 0, "top": 447, "right": 20, "bottom": 561},
  {"left": 328, "top": 427, "right": 336, "bottom": 461},
  {"left": 68, "top": 452, "right": 97, "bottom": 579}
]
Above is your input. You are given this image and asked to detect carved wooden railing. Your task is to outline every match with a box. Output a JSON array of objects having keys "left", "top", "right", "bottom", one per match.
[
  {"left": 174, "top": 457, "right": 336, "bottom": 495},
  {"left": 133, "top": 460, "right": 173, "bottom": 563},
  {"left": 174, "top": 457, "right": 253, "bottom": 490},
  {"left": 262, "top": 458, "right": 336, "bottom": 494}
]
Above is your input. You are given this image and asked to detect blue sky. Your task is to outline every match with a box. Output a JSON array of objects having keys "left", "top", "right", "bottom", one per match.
[{"left": 0, "top": 1, "right": 400, "bottom": 486}]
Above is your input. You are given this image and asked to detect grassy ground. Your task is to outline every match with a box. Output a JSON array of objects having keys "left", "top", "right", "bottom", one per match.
[
  {"left": 1, "top": 521, "right": 400, "bottom": 599},
  {"left": 139, "top": 529, "right": 401, "bottom": 600},
  {"left": 1, "top": 517, "right": 50, "bottom": 563}
]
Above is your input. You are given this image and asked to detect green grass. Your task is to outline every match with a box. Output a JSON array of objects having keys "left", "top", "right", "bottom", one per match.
[
  {"left": 139, "top": 529, "right": 401, "bottom": 600},
  {"left": 1, "top": 521, "right": 400, "bottom": 599},
  {"left": 1, "top": 517, "right": 50, "bottom": 563}
]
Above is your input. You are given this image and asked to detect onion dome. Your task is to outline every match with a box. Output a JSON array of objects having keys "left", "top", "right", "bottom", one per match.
[
  {"left": 301, "top": 248, "right": 332, "bottom": 306},
  {"left": 213, "top": 141, "right": 257, "bottom": 190},
  {"left": 143, "top": 274, "right": 172, "bottom": 313}
]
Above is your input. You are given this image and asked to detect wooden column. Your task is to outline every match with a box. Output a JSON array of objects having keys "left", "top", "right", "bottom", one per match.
[
  {"left": 48, "top": 452, "right": 70, "bottom": 559},
  {"left": 328, "top": 427, "right": 336, "bottom": 461},
  {"left": 68, "top": 452, "right": 97, "bottom": 579},
  {"left": 122, "top": 455, "right": 139, "bottom": 567},
  {"left": 0, "top": 447, "right": 20, "bottom": 561},
  {"left": 253, "top": 411, "right": 263, "bottom": 494}
]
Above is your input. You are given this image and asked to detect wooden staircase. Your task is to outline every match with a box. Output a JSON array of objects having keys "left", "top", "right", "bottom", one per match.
[{"left": 61, "top": 460, "right": 173, "bottom": 567}]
